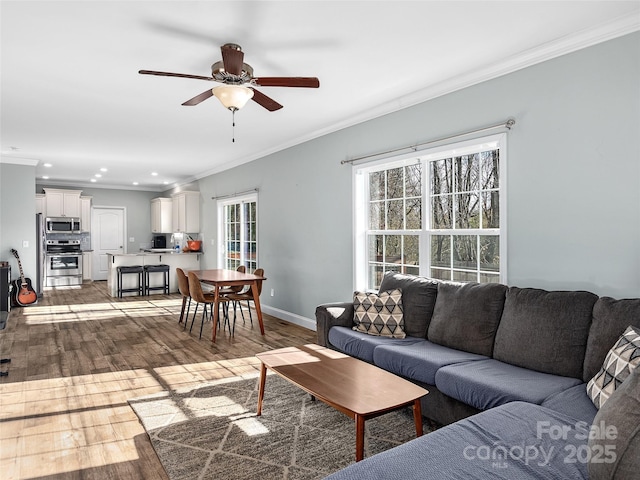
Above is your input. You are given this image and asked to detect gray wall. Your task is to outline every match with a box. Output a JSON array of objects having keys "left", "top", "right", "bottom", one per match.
[
  {"left": 196, "top": 31, "right": 640, "bottom": 325},
  {"left": 36, "top": 184, "right": 158, "bottom": 252},
  {"left": 1, "top": 163, "right": 37, "bottom": 281}
]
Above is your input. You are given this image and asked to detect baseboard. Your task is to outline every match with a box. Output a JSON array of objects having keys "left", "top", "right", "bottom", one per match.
[{"left": 260, "top": 304, "right": 316, "bottom": 331}]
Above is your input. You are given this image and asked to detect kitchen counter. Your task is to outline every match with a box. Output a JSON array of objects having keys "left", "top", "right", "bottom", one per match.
[{"left": 106, "top": 252, "right": 201, "bottom": 297}]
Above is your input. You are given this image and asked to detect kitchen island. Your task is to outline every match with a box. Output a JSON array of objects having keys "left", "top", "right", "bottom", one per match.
[{"left": 106, "top": 252, "right": 201, "bottom": 297}]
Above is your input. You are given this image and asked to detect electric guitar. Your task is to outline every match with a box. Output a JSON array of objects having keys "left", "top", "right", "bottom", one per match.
[{"left": 10, "top": 249, "right": 37, "bottom": 306}]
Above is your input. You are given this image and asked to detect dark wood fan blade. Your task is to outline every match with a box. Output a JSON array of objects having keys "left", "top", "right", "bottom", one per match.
[
  {"left": 182, "top": 89, "right": 214, "bottom": 106},
  {"left": 252, "top": 77, "right": 320, "bottom": 88},
  {"left": 221, "top": 44, "right": 244, "bottom": 76},
  {"left": 250, "top": 88, "right": 283, "bottom": 111},
  {"left": 139, "top": 70, "right": 214, "bottom": 81}
]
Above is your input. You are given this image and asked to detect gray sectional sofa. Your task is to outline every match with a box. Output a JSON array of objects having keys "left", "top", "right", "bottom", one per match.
[{"left": 316, "top": 272, "right": 640, "bottom": 479}]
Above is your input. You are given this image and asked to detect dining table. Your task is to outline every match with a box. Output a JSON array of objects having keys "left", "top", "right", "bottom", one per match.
[{"left": 188, "top": 269, "right": 266, "bottom": 342}]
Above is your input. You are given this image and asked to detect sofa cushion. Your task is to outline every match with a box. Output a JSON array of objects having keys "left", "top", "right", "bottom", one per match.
[
  {"left": 540, "top": 383, "right": 598, "bottom": 425},
  {"left": 586, "top": 325, "right": 640, "bottom": 409},
  {"left": 427, "top": 281, "right": 507, "bottom": 356},
  {"left": 373, "top": 340, "right": 488, "bottom": 385},
  {"left": 493, "top": 287, "right": 598, "bottom": 378},
  {"left": 326, "top": 402, "right": 589, "bottom": 480},
  {"left": 435, "top": 359, "right": 583, "bottom": 411},
  {"left": 588, "top": 367, "right": 640, "bottom": 480},
  {"left": 583, "top": 296, "right": 640, "bottom": 382},
  {"left": 353, "top": 289, "right": 405, "bottom": 338},
  {"left": 378, "top": 272, "right": 439, "bottom": 338},
  {"left": 327, "top": 326, "right": 424, "bottom": 363}
]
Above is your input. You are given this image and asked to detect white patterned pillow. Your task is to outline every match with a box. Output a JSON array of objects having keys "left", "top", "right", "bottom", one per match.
[
  {"left": 353, "top": 289, "right": 405, "bottom": 338},
  {"left": 587, "top": 325, "right": 640, "bottom": 409}
]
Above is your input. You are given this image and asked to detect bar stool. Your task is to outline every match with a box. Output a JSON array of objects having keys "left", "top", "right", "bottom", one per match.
[
  {"left": 117, "top": 265, "right": 144, "bottom": 298},
  {"left": 144, "top": 264, "right": 170, "bottom": 295}
]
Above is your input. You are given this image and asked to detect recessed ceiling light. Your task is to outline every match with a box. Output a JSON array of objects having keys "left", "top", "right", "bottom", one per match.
[
  {"left": 133, "top": 182, "right": 139, "bottom": 186},
  {"left": 95, "top": 174, "right": 102, "bottom": 178},
  {"left": 43, "top": 163, "right": 52, "bottom": 168},
  {"left": 100, "top": 168, "right": 108, "bottom": 172},
  {"left": 42, "top": 175, "right": 49, "bottom": 179},
  {"left": 90, "top": 178, "right": 97, "bottom": 183},
  {"left": 151, "top": 172, "right": 158, "bottom": 176},
  {"left": 163, "top": 181, "right": 169, "bottom": 185}
]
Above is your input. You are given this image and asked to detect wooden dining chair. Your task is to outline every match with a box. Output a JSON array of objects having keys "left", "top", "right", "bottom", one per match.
[
  {"left": 187, "top": 272, "right": 232, "bottom": 339},
  {"left": 175, "top": 268, "right": 192, "bottom": 325},
  {"left": 219, "top": 265, "right": 246, "bottom": 296},
  {"left": 228, "top": 268, "right": 264, "bottom": 331}
]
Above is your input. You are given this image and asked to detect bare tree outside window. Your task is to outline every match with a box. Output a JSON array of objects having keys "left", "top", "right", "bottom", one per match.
[
  {"left": 366, "top": 163, "right": 422, "bottom": 288},
  {"left": 430, "top": 149, "right": 500, "bottom": 282},
  {"left": 364, "top": 143, "right": 501, "bottom": 290}
]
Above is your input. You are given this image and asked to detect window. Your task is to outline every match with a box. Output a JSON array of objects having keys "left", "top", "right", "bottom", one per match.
[
  {"left": 217, "top": 194, "right": 257, "bottom": 271},
  {"left": 355, "top": 134, "right": 506, "bottom": 290}
]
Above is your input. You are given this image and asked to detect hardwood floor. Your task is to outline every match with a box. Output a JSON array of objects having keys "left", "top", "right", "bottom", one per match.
[{"left": 0, "top": 281, "right": 317, "bottom": 479}]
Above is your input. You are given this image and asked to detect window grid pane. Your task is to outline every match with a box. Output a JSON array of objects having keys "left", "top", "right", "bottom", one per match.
[
  {"left": 222, "top": 200, "right": 258, "bottom": 271},
  {"left": 364, "top": 144, "right": 500, "bottom": 290}
]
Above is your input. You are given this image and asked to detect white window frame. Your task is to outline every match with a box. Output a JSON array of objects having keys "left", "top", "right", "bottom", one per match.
[
  {"left": 353, "top": 133, "right": 507, "bottom": 290},
  {"left": 216, "top": 192, "right": 258, "bottom": 270}
]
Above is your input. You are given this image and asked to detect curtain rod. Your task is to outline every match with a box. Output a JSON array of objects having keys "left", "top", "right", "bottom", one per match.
[
  {"left": 211, "top": 188, "right": 259, "bottom": 200},
  {"left": 341, "top": 118, "right": 516, "bottom": 165}
]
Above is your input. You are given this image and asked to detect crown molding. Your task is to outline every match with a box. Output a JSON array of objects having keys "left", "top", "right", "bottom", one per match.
[{"left": 1, "top": 155, "right": 40, "bottom": 166}]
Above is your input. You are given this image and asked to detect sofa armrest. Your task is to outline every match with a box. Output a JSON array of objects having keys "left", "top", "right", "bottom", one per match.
[{"left": 316, "top": 302, "right": 354, "bottom": 347}]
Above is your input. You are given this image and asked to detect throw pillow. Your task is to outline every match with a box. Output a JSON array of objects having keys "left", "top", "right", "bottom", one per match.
[
  {"left": 353, "top": 289, "right": 405, "bottom": 338},
  {"left": 588, "top": 366, "right": 640, "bottom": 479},
  {"left": 587, "top": 325, "right": 640, "bottom": 409}
]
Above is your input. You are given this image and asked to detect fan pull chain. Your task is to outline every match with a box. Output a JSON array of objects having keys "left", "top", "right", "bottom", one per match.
[{"left": 232, "top": 109, "right": 236, "bottom": 143}]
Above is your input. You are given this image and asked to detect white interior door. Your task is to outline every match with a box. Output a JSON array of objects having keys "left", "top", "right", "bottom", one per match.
[{"left": 92, "top": 207, "right": 125, "bottom": 281}]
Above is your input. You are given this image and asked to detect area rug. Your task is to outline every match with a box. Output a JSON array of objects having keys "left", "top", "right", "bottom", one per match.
[{"left": 128, "top": 374, "right": 433, "bottom": 480}]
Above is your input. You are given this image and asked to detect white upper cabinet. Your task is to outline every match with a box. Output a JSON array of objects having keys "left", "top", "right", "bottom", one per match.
[
  {"left": 80, "top": 196, "right": 92, "bottom": 232},
  {"left": 151, "top": 197, "right": 173, "bottom": 233},
  {"left": 43, "top": 188, "right": 82, "bottom": 217},
  {"left": 171, "top": 191, "right": 200, "bottom": 233},
  {"left": 35, "top": 194, "right": 45, "bottom": 215}
]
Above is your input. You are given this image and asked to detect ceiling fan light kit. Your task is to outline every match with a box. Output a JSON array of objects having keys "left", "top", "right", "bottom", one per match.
[
  {"left": 212, "top": 85, "right": 254, "bottom": 111},
  {"left": 139, "top": 43, "right": 319, "bottom": 141}
]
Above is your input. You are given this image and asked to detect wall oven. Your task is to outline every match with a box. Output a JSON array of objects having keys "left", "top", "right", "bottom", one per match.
[
  {"left": 45, "top": 217, "right": 81, "bottom": 234},
  {"left": 45, "top": 240, "right": 83, "bottom": 286}
]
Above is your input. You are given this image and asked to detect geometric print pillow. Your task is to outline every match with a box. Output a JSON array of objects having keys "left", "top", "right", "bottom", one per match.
[
  {"left": 353, "top": 288, "right": 405, "bottom": 338},
  {"left": 587, "top": 325, "right": 640, "bottom": 409}
]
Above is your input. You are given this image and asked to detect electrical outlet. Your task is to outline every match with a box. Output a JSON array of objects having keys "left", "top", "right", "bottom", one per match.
[
  {"left": 129, "top": 237, "right": 135, "bottom": 242},
  {"left": 210, "top": 238, "right": 215, "bottom": 245},
  {"left": 270, "top": 288, "right": 275, "bottom": 297}
]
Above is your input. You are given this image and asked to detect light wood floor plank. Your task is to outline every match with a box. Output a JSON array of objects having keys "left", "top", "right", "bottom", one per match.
[{"left": 0, "top": 281, "right": 316, "bottom": 479}]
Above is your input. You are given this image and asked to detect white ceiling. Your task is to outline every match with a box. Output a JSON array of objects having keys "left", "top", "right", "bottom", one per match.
[{"left": 2, "top": 1, "right": 639, "bottom": 191}]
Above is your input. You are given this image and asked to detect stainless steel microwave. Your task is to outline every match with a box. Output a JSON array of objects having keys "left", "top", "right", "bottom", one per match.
[{"left": 45, "top": 217, "right": 81, "bottom": 234}]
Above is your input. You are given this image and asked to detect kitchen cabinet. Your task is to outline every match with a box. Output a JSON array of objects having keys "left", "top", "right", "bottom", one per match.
[
  {"left": 82, "top": 252, "right": 92, "bottom": 281},
  {"left": 80, "top": 196, "right": 92, "bottom": 232},
  {"left": 151, "top": 197, "right": 173, "bottom": 233},
  {"left": 35, "top": 194, "right": 45, "bottom": 215},
  {"left": 43, "top": 188, "right": 81, "bottom": 217},
  {"left": 171, "top": 191, "right": 200, "bottom": 233}
]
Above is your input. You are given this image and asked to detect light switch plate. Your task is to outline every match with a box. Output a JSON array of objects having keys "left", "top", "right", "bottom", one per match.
[{"left": 22, "top": 240, "right": 29, "bottom": 247}]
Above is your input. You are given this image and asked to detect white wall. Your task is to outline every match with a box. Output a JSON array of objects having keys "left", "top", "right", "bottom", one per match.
[
  {"left": 196, "top": 31, "right": 640, "bottom": 325},
  {"left": 1, "top": 162, "right": 37, "bottom": 281}
]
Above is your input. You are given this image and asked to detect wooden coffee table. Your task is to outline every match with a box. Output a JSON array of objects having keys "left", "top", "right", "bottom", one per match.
[{"left": 256, "top": 344, "right": 428, "bottom": 462}]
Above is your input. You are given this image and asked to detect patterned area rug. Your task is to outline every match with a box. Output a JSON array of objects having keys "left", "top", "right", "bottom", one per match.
[{"left": 129, "top": 374, "right": 432, "bottom": 480}]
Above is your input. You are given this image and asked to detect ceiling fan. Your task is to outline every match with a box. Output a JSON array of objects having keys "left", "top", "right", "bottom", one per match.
[{"left": 139, "top": 43, "right": 320, "bottom": 113}]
